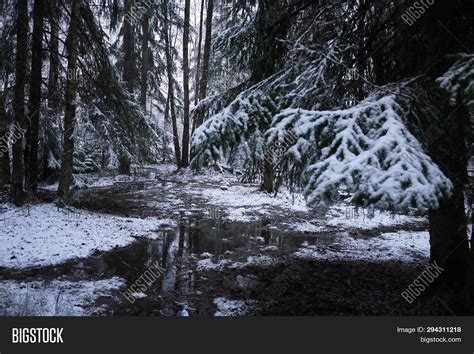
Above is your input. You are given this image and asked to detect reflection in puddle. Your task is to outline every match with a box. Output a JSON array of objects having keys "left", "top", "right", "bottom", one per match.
[{"left": 1, "top": 212, "right": 337, "bottom": 315}]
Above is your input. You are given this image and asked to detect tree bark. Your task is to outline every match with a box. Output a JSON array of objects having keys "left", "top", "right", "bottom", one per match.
[
  {"left": 194, "top": 0, "right": 214, "bottom": 128},
  {"left": 47, "top": 0, "right": 59, "bottom": 108},
  {"left": 123, "top": 0, "right": 134, "bottom": 93},
  {"left": 181, "top": 0, "right": 191, "bottom": 167},
  {"left": 162, "top": 0, "right": 181, "bottom": 167},
  {"left": 43, "top": 0, "right": 60, "bottom": 181},
  {"left": 194, "top": 0, "right": 205, "bottom": 106},
  {"left": 0, "top": 92, "right": 10, "bottom": 190},
  {"left": 262, "top": 150, "right": 274, "bottom": 193},
  {"left": 139, "top": 11, "right": 149, "bottom": 109},
  {"left": 26, "top": 0, "right": 45, "bottom": 194},
  {"left": 12, "top": 0, "right": 28, "bottom": 206},
  {"left": 57, "top": 0, "right": 81, "bottom": 200}
]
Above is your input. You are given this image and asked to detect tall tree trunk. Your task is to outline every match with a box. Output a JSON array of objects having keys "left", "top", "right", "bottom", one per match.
[
  {"left": 57, "top": 0, "right": 81, "bottom": 201},
  {"left": 194, "top": 0, "right": 214, "bottom": 128},
  {"left": 47, "top": 0, "right": 59, "bottom": 108},
  {"left": 0, "top": 92, "right": 10, "bottom": 190},
  {"left": 12, "top": 0, "right": 28, "bottom": 206},
  {"left": 262, "top": 151, "right": 274, "bottom": 193},
  {"left": 119, "top": 0, "right": 134, "bottom": 174},
  {"left": 123, "top": 0, "right": 134, "bottom": 93},
  {"left": 416, "top": 0, "right": 473, "bottom": 308},
  {"left": 26, "top": 0, "right": 45, "bottom": 195},
  {"left": 194, "top": 0, "right": 205, "bottom": 106},
  {"left": 139, "top": 11, "right": 149, "bottom": 109},
  {"left": 428, "top": 103, "right": 471, "bottom": 307},
  {"left": 162, "top": 91, "right": 170, "bottom": 163},
  {"left": 0, "top": 1, "right": 10, "bottom": 190},
  {"left": 181, "top": 0, "right": 191, "bottom": 167},
  {"left": 43, "top": 0, "right": 60, "bottom": 181},
  {"left": 162, "top": 0, "right": 180, "bottom": 167}
]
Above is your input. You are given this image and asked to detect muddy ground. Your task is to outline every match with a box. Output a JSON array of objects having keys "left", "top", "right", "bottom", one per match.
[{"left": 1, "top": 167, "right": 464, "bottom": 316}]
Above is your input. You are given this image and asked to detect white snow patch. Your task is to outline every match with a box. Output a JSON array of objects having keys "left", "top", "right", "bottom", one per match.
[
  {"left": 213, "top": 297, "right": 256, "bottom": 316},
  {"left": 294, "top": 231, "right": 429, "bottom": 263},
  {"left": 325, "top": 205, "right": 425, "bottom": 230},
  {"left": 230, "top": 255, "right": 277, "bottom": 269},
  {"left": 194, "top": 185, "right": 308, "bottom": 221},
  {"left": 196, "top": 258, "right": 231, "bottom": 271},
  {"left": 0, "top": 277, "right": 125, "bottom": 316},
  {"left": 0, "top": 203, "right": 168, "bottom": 268}
]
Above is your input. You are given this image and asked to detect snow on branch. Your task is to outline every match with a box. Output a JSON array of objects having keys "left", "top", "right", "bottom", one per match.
[
  {"left": 268, "top": 90, "right": 453, "bottom": 212},
  {"left": 436, "top": 54, "right": 474, "bottom": 106},
  {"left": 191, "top": 90, "right": 276, "bottom": 166}
]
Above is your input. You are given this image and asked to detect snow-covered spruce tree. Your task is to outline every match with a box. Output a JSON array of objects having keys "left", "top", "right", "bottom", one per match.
[
  {"left": 267, "top": 84, "right": 452, "bottom": 212},
  {"left": 192, "top": 0, "right": 474, "bottom": 298},
  {"left": 73, "top": 2, "right": 166, "bottom": 171}
]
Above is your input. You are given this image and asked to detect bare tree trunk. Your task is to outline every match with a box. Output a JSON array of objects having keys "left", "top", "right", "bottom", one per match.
[
  {"left": 194, "top": 0, "right": 205, "bottom": 106},
  {"left": 26, "top": 0, "right": 45, "bottom": 195},
  {"left": 43, "top": 0, "right": 60, "bottom": 182},
  {"left": 181, "top": 0, "right": 191, "bottom": 167},
  {"left": 47, "top": 0, "right": 59, "bottom": 108},
  {"left": 12, "top": 0, "right": 28, "bottom": 206},
  {"left": 57, "top": 0, "right": 81, "bottom": 201},
  {"left": 139, "top": 11, "right": 149, "bottom": 109},
  {"left": 262, "top": 151, "right": 273, "bottom": 193},
  {"left": 162, "top": 91, "right": 170, "bottom": 163},
  {"left": 428, "top": 103, "right": 471, "bottom": 308},
  {"left": 194, "top": 0, "right": 214, "bottom": 128},
  {"left": 162, "top": 0, "right": 180, "bottom": 167},
  {"left": 118, "top": 0, "right": 135, "bottom": 174},
  {"left": 0, "top": 92, "right": 10, "bottom": 190},
  {"left": 0, "top": 0, "right": 10, "bottom": 190},
  {"left": 123, "top": 0, "right": 134, "bottom": 93}
]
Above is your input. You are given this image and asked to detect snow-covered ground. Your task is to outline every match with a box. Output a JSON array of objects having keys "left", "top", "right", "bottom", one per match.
[
  {"left": 294, "top": 231, "right": 429, "bottom": 263},
  {"left": 213, "top": 297, "right": 256, "bottom": 316},
  {"left": 1, "top": 166, "right": 434, "bottom": 316},
  {"left": 196, "top": 184, "right": 308, "bottom": 213},
  {"left": 0, "top": 203, "right": 174, "bottom": 268},
  {"left": 284, "top": 205, "right": 425, "bottom": 232},
  {"left": 0, "top": 277, "right": 124, "bottom": 316}
]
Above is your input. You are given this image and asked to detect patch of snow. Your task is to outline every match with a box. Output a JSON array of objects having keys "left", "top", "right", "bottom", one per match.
[
  {"left": 230, "top": 255, "right": 277, "bottom": 269},
  {"left": 287, "top": 220, "right": 326, "bottom": 233},
  {"left": 224, "top": 207, "right": 260, "bottom": 222},
  {"left": 0, "top": 203, "right": 168, "bottom": 268},
  {"left": 284, "top": 204, "right": 425, "bottom": 233},
  {"left": 194, "top": 185, "right": 308, "bottom": 220},
  {"left": 294, "top": 231, "right": 429, "bottom": 263},
  {"left": 213, "top": 297, "right": 256, "bottom": 316},
  {"left": 325, "top": 205, "right": 426, "bottom": 230},
  {"left": 196, "top": 258, "right": 231, "bottom": 271},
  {"left": 0, "top": 277, "right": 125, "bottom": 316}
]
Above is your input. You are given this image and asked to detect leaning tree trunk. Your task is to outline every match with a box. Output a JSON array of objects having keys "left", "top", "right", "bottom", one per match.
[
  {"left": 12, "top": 0, "right": 28, "bottom": 206},
  {"left": 181, "top": 0, "right": 191, "bottom": 167},
  {"left": 0, "top": 92, "right": 10, "bottom": 190},
  {"left": 57, "top": 0, "right": 81, "bottom": 201},
  {"left": 26, "top": 0, "right": 45, "bottom": 195},
  {"left": 162, "top": 0, "right": 181, "bottom": 167}
]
